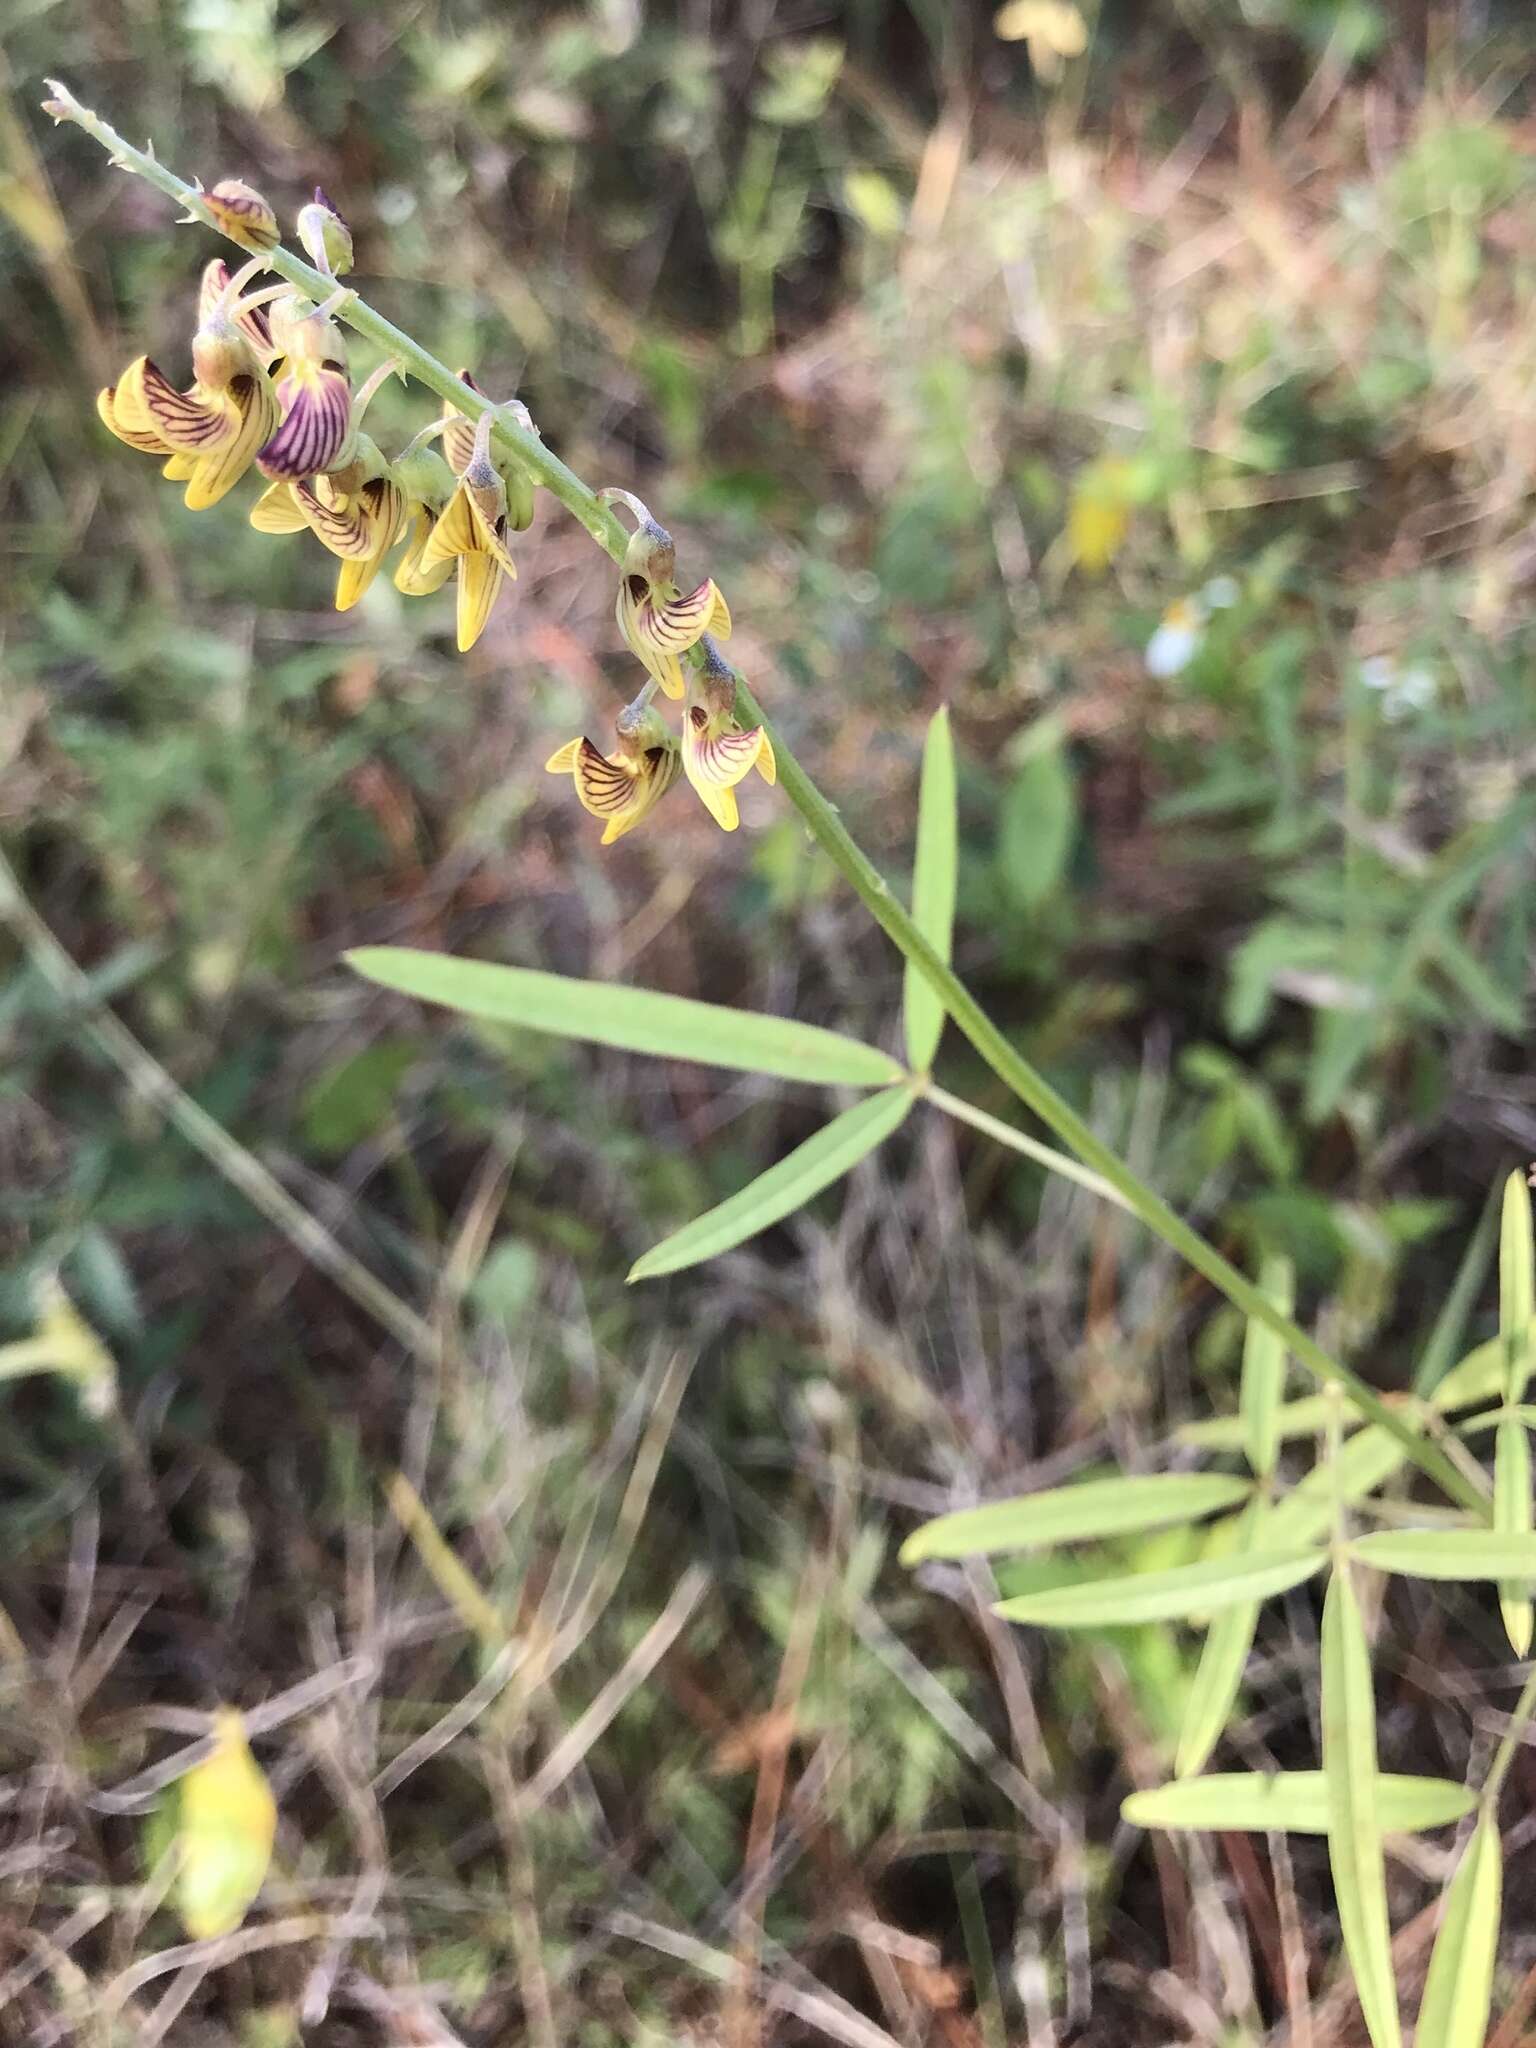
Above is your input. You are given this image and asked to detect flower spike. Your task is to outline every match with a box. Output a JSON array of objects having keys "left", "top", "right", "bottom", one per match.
[
  {"left": 681, "top": 638, "right": 775, "bottom": 833},
  {"left": 546, "top": 698, "right": 681, "bottom": 845}
]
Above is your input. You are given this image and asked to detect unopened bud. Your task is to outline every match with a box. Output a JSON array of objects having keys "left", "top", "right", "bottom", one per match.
[
  {"left": 297, "top": 187, "right": 353, "bottom": 276},
  {"left": 621, "top": 515, "right": 675, "bottom": 591},
  {"left": 205, "top": 179, "right": 280, "bottom": 251}
]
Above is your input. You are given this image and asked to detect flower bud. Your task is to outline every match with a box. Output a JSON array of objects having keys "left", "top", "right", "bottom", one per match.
[
  {"left": 297, "top": 187, "right": 354, "bottom": 276},
  {"left": 190, "top": 320, "right": 251, "bottom": 393},
  {"left": 205, "top": 179, "right": 280, "bottom": 251},
  {"left": 621, "top": 515, "right": 675, "bottom": 592}
]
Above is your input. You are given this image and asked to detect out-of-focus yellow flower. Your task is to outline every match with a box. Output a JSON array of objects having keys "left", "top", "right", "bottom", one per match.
[
  {"left": 994, "top": 0, "right": 1088, "bottom": 80},
  {"left": 0, "top": 1277, "right": 117, "bottom": 1416},
  {"left": 420, "top": 398, "right": 530, "bottom": 651},
  {"left": 681, "top": 639, "right": 775, "bottom": 833},
  {"left": 1066, "top": 457, "right": 1134, "bottom": 575},
  {"left": 97, "top": 280, "right": 280, "bottom": 510},
  {"left": 602, "top": 490, "right": 731, "bottom": 700},
  {"left": 175, "top": 1708, "right": 277, "bottom": 1941},
  {"left": 292, "top": 437, "right": 408, "bottom": 611},
  {"left": 546, "top": 699, "right": 681, "bottom": 845},
  {"left": 203, "top": 178, "right": 280, "bottom": 251}
]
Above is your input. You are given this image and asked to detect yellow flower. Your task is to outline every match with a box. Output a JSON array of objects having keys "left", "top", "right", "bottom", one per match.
[
  {"left": 1066, "top": 457, "right": 1134, "bottom": 576},
  {"left": 97, "top": 289, "right": 279, "bottom": 510},
  {"left": 256, "top": 307, "right": 353, "bottom": 481},
  {"left": 419, "top": 399, "right": 530, "bottom": 651},
  {"left": 993, "top": 0, "right": 1088, "bottom": 80},
  {"left": 545, "top": 700, "right": 681, "bottom": 845},
  {"left": 291, "top": 437, "right": 409, "bottom": 611},
  {"left": 681, "top": 639, "right": 775, "bottom": 833},
  {"left": 602, "top": 490, "right": 731, "bottom": 700},
  {"left": 389, "top": 446, "right": 459, "bottom": 598},
  {"left": 175, "top": 1708, "right": 277, "bottom": 1941}
]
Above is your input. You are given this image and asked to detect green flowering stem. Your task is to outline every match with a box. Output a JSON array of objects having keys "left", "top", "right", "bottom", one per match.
[{"left": 43, "top": 81, "right": 1487, "bottom": 1518}]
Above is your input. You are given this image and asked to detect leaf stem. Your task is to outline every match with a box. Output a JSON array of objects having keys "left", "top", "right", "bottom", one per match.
[
  {"left": 42, "top": 80, "right": 1487, "bottom": 1517},
  {"left": 923, "top": 1083, "right": 1130, "bottom": 1212}
]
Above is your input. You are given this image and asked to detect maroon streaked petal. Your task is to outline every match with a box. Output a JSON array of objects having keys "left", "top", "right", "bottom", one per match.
[{"left": 257, "top": 365, "right": 352, "bottom": 480}]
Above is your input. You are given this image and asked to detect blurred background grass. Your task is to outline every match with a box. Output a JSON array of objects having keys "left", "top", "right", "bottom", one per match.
[{"left": 3, "top": 0, "right": 1536, "bottom": 2040}]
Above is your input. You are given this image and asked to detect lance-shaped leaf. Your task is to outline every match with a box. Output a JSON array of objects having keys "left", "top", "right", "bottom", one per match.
[
  {"left": 901, "top": 1473, "right": 1252, "bottom": 1566},
  {"left": 1494, "top": 1415, "right": 1533, "bottom": 1654},
  {"left": 347, "top": 948, "right": 901, "bottom": 1090},
  {"left": 903, "top": 706, "right": 957, "bottom": 1074},
  {"left": 1180, "top": 1391, "right": 1362, "bottom": 1452},
  {"left": 1502, "top": 1169, "right": 1535, "bottom": 1396},
  {"left": 1351, "top": 1528, "right": 1536, "bottom": 1580},
  {"left": 993, "top": 1547, "right": 1324, "bottom": 1629},
  {"left": 1175, "top": 1497, "right": 1268, "bottom": 1778},
  {"left": 1124, "top": 1771, "right": 1474, "bottom": 1837},
  {"left": 629, "top": 1085, "right": 913, "bottom": 1282},
  {"left": 1265, "top": 1426, "right": 1412, "bottom": 1549},
  {"left": 1432, "top": 1333, "right": 1522, "bottom": 1416},
  {"left": 1240, "top": 1253, "right": 1293, "bottom": 1479},
  {"left": 1322, "top": 1563, "right": 1401, "bottom": 2048},
  {"left": 1414, "top": 1811, "right": 1502, "bottom": 2048}
]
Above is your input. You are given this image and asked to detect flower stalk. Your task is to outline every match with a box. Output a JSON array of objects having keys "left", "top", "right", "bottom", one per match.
[{"left": 43, "top": 79, "right": 1487, "bottom": 1517}]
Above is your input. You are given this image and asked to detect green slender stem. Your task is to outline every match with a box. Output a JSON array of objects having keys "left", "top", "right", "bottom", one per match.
[
  {"left": 41, "top": 82, "right": 1487, "bottom": 1518},
  {"left": 923, "top": 1083, "right": 1129, "bottom": 1213},
  {"left": 1483, "top": 1658, "right": 1536, "bottom": 1810}
]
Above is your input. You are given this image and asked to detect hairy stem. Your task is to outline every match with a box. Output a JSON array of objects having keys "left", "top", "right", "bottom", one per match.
[{"left": 41, "top": 81, "right": 1486, "bottom": 1516}]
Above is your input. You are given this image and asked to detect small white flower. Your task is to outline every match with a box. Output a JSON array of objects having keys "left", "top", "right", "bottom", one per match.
[
  {"left": 1145, "top": 598, "right": 1205, "bottom": 678},
  {"left": 1359, "top": 656, "right": 1436, "bottom": 721}
]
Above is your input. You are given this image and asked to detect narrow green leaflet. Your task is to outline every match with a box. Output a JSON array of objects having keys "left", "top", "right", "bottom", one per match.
[
  {"left": 1175, "top": 1499, "right": 1266, "bottom": 1778},
  {"left": 1432, "top": 1333, "right": 1521, "bottom": 1415},
  {"left": 1414, "top": 1812, "right": 1502, "bottom": 2048},
  {"left": 903, "top": 706, "right": 957, "bottom": 1074},
  {"left": 1239, "top": 1253, "right": 1293, "bottom": 1479},
  {"left": 347, "top": 949, "right": 903, "bottom": 1090},
  {"left": 1352, "top": 1527, "right": 1536, "bottom": 1581},
  {"left": 1123, "top": 1772, "right": 1475, "bottom": 1837},
  {"left": 1179, "top": 1391, "right": 1358, "bottom": 1452},
  {"left": 628, "top": 1086, "right": 913, "bottom": 1283},
  {"left": 1265, "top": 1425, "right": 1411, "bottom": 1549},
  {"left": 900, "top": 1473, "right": 1252, "bottom": 1567},
  {"left": 1495, "top": 1415, "right": 1533, "bottom": 1655},
  {"left": 993, "top": 1548, "right": 1324, "bottom": 1629},
  {"left": 1502, "top": 1169, "right": 1535, "bottom": 1395},
  {"left": 1322, "top": 1563, "right": 1401, "bottom": 2048}
]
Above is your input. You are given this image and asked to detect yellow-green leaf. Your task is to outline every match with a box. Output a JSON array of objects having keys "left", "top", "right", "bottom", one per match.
[
  {"left": 1124, "top": 1771, "right": 1474, "bottom": 1837},
  {"left": 1179, "top": 1391, "right": 1357, "bottom": 1451},
  {"left": 1415, "top": 1812, "right": 1502, "bottom": 2048},
  {"left": 1265, "top": 1425, "right": 1411, "bottom": 1548},
  {"left": 1175, "top": 1499, "right": 1266, "bottom": 1778},
  {"left": 1239, "top": 1253, "right": 1293, "bottom": 1479},
  {"left": 1502, "top": 1170, "right": 1534, "bottom": 1397},
  {"left": 1495, "top": 1415, "right": 1533, "bottom": 1655},
  {"left": 175, "top": 1708, "right": 277, "bottom": 1941},
  {"left": 1432, "top": 1334, "right": 1519, "bottom": 1415},
  {"left": 628, "top": 1085, "right": 913, "bottom": 1282},
  {"left": 903, "top": 707, "right": 958, "bottom": 1074},
  {"left": 901, "top": 1473, "right": 1252, "bottom": 1566},
  {"left": 993, "top": 1547, "right": 1324, "bottom": 1628},
  {"left": 347, "top": 948, "right": 902, "bottom": 1090},
  {"left": 1351, "top": 1527, "right": 1536, "bottom": 1581},
  {"left": 1322, "top": 1563, "right": 1401, "bottom": 2048}
]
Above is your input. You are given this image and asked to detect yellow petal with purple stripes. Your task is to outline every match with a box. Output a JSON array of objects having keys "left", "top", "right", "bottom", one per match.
[
  {"left": 119, "top": 356, "right": 237, "bottom": 454},
  {"left": 97, "top": 382, "right": 172, "bottom": 456},
  {"left": 184, "top": 374, "right": 280, "bottom": 510},
  {"left": 545, "top": 738, "right": 582, "bottom": 774},
  {"left": 393, "top": 508, "right": 456, "bottom": 597},
  {"left": 249, "top": 480, "right": 308, "bottom": 534}
]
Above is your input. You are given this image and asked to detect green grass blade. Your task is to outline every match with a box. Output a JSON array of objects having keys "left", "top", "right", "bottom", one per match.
[
  {"left": 1433, "top": 1336, "right": 1514, "bottom": 1415},
  {"left": 903, "top": 706, "right": 957, "bottom": 1074},
  {"left": 1175, "top": 1499, "right": 1266, "bottom": 1778},
  {"left": 1353, "top": 1525, "right": 1536, "bottom": 1581},
  {"left": 1124, "top": 1772, "right": 1474, "bottom": 1837},
  {"left": 1322, "top": 1562, "right": 1402, "bottom": 2048},
  {"left": 1495, "top": 1415, "right": 1533, "bottom": 1654},
  {"left": 900, "top": 1473, "right": 1252, "bottom": 1566},
  {"left": 1502, "top": 1169, "right": 1535, "bottom": 1397},
  {"left": 628, "top": 1085, "right": 913, "bottom": 1282},
  {"left": 993, "top": 1547, "right": 1323, "bottom": 1628},
  {"left": 1413, "top": 1178, "right": 1501, "bottom": 1396},
  {"left": 1414, "top": 1812, "right": 1502, "bottom": 2048},
  {"left": 347, "top": 948, "right": 903, "bottom": 1090},
  {"left": 1240, "top": 1253, "right": 1293, "bottom": 1479}
]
